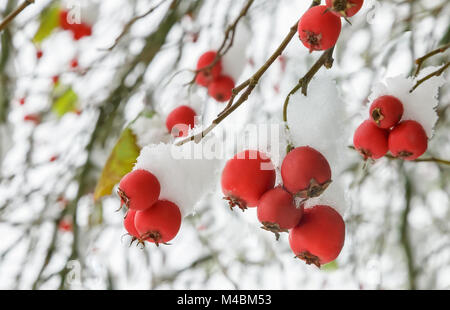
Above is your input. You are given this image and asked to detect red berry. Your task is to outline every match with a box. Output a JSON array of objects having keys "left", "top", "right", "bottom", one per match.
[
  {"left": 353, "top": 120, "right": 389, "bottom": 160},
  {"left": 52, "top": 75, "right": 60, "bottom": 85},
  {"left": 195, "top": 51, "right": 222, "bottom": 87},
  {"left": 298, "top": 5, "right": 342, "bottom": 52},
  {"left": 134, "top": 200, "right": 182, "bottom": 245},
  {"left": 70, "top": 58, "right": 79, "bottom": 68},
  {"left": 36, "top": 49, "right": 43, "bottom": 59},
  {"left": 59, "top": 10, "right": 71, "bottom": 30},
  {"left": 369, "top": 95, "right": 404, "bottom": 129},
  {"left": 58, "top": 219, "right": 73, "bottom": 232},
  {"left": 19, "top": 97, "right": 25, "bottom": 105},
  {"left": 124, "top": 210, "right": 139, "bottom": 239},
  {"left": 24, "top": 114, "right": 41, "bottom": 125},
  {"left": 72, "top": 22, "right": 92, "bottom": 40},
  {"left": 208, "top": 75, "right": 235, "bottom": 102},
  {"left": 165, "top": 105, "right": 196, "bottom": 137},
  {"left": 118, "top": 169, "right": 161, "bottom": 211},
  {"left": 257, "top": 187, "right": 304, "bottom": 240},
  {"left": 221, "top": 150, "right": 276, "bottom": 211},
  {"left": 49, "top": 155, "right": 58, "bottom": 162},
  {"left": 388, "top": 120, "right": 428, "bottom": 161},
  {"left": 281, "top": 146, "right": 332, "bottom": 199},
  {"left": 325, "top": 0, "right": 364, "bottom": 17},
  {"left": 289, "top": 205, "right": 345, "bottom": 267}
]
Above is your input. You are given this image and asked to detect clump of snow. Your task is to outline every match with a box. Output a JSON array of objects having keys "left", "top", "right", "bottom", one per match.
[
  {"left": 134, "top": 142, "right": 222, "bottom": 217},
  {"left": 129, "top": 113, "right": 171, "bottom": 148},
  {"left": 367, "top": 66, "right": 446, "bottom": 138},
  {"left": 221, "top": 20, "right": 251, "bottom": 83},
  {"left": 286, "top": 76, "right": 352, "bottom": 214}
]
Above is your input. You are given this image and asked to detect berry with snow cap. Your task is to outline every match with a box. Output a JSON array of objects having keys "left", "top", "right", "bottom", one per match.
[
  {"left": 118, "top": 169, "right": 160, "bottom": 211},
  {"left": 370, "top": 95, "right": 404, "bottom": 129}
]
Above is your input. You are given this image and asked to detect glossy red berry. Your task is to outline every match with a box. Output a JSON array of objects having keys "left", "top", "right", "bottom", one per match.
[
  {"left": 195, "top": 51, "right": 222, "bottom": 87},
  {"left": 221, "top": 150, "right": 276, "bottom": 211},
  {"left": 369, "top": 95, "right": 404, "bottom": 129},
  {"left": 123, "top": 210, "right": 139, "bottom": 239},
  {"left": 134, "top": 200, "right": 182, "bottom": 245},
  {"left": 298, "top": 5, "right": 342, "bottom": 52},
  {"left": 166, "top": 105, "right": 196, "bottom": 137},
  {"left": 325, "top": 0, "right": 364, "bottom": 17},
  {"left": 118, "top": 169, "right": 161, "bottom": 211},
  {"left": 281, "top": 146, "right": 332, "bottom": 199},
  {"left": 257, "top": 187, "right": 304, "bottom": 240},
  {"left": 388, "top": 120, "right": 428, "bottom": 161},
  {"left": 289, "top": 205, "right": 345, "bottom": 267},
  {"left": 208, "top": 75, "right": 235, "bottom": 102},
  {"left": 353, "top": 120, "right": 389, "bottom": 160}
]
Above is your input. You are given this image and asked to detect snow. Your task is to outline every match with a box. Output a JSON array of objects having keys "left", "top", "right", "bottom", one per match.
[
  {"left": 221, "top": 19, "right": 251, "bottom": 83},
  {"left": 286, "top": 76, "right": 353, "bottom": 214},
  {"left": 134, "top": 142, "right": 222, "bottom": 217},
  {"left": 129, "top": 113, "right": 171, "bottom": 148},
  {"left": 367, "top": 66, "right": 447, "bottom": 138}
]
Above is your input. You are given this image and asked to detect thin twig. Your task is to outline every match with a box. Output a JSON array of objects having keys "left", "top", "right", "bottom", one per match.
[
  {"left": 0, "top": 0, "right": 34, "bottom": 32},
  {"left": 414, "top": 42, "right": 450, "bottom": 77},
  {"left": 410, "top": 62, "right": 449, "bottom": 93}
]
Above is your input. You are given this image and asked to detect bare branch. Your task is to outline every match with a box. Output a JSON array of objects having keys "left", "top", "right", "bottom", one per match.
[{"left": 0, "top": 0, "right": 34, "bottom": 32}]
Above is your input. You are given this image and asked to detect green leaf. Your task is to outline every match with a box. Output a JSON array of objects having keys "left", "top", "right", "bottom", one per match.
[
  {"left": 321, "top": 260, "right": 339, "bottom": 272},
  {"left": 94, "top": 128, "right": 141, "bottom": 201},
  {"left": 32, "top": 4, "right": 61, "bottom": 44},
  {"left": 52, "top": 88, "right": 78, "bottom": 117}
]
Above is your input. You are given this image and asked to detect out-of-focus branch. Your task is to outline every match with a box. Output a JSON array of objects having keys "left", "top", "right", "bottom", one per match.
[{"left": 0, "top": 0, "right": 34, "bottom": 32}]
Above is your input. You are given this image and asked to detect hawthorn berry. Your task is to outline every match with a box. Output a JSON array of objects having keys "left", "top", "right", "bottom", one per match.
[
  {"left": 298, "top": 5, "right": 342, "bottom": 52},
  {"left": 58, "top": 219, "right": 73, "bottom": 232},
  {"left": 195, "top": 51, "right": 222, "bottom": 87},
  {"left": 325, "top": 0, "right": 364, "bottom": 18},
  {"left": 19, "top": 97, "right": 25, "bottom": 105},
  {"left": 166, "top": 105, "right": 196, "bottom": 137},
  {"left": 118, "top": 169, "right": 161, "bottom": 211},
  {"left": 71, "top": 22, "right": 92, "bottom": 41},
  {"left": 257, "top": 187, "right": 304, "bottom": 240},
  {"left": 24, "top": 114, "right": 41, "bottom": 125},
  {"left": 52, "top": 75, "right": 60, "bottom": 85},
  {"left": 36, "top": 49, "right": 43, "bottom": 59},
  {"left": 289, "top": 205, "right": 345, "bottom": 268},
  {"left": 353, "top": 120, "right": 389, "bottom": 160},
  {"left": 370, "top": 95, "right": 404, "bottom": 129},
  {"left": 123, "top": 209, "right": 140, "bottom": 239},
  {"left": 221, "top": 150, "right": 276, "bottom": 211},
  {"left": 70, "top": 58, "right": 79, "bottom": 69},
  {"left": 281, "top": 146, "right": 332, "bottom": 199},
  {"left": 208, "top": 75, "right": 235, "bottom": 102},
  {"left": 388, "top": 120, "right": 428, "bottom": 161},
  {"left": 134, "top": 200, "right": 182, "bottom": 246},
  {"left": 59, "top": 10, "right": 71, "bottom": 30}
]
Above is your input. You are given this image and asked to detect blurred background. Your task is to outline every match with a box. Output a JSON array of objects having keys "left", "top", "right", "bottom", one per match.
[{"left": 0, "top": 0, "right": 449, "bottom": 290}]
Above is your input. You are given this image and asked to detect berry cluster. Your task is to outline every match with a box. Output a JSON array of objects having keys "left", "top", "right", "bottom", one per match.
[
  {"left": 118, "top": 170, "right": 182, "bottom": 246},
  {"left": 59, "top": 10, "right": 93, "bottom": 41},
  {"left": 221, "top": 148, "right": 345, "bottom": 268},
  {"left": 297, "top": 2, "right": 364, "bottom": 52},
  {"left": 195, "top": 51, "right": 235, "bottom": 102},
  {"left": 354, "top": 95, "right": 428, "bottom": 161},
  {"left": 165, "top": 105, "right": 197, "bottom": 137}
]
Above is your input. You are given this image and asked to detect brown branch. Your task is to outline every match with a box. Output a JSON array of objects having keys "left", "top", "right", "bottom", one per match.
[
  {"left": 102, "top": 0, "right": 169, "bottom": 51},
  {"left": 176, "top": 19, "right": 300, "bottom": 146},
  {"left": 0, "top": 0, "right": 34, "bottom": 32},
  {"left": 410, "top": 61, "right": 449, "bottom": 93},
  {"left": 414, "top": 42, "right": 450, "bottom": 77}
]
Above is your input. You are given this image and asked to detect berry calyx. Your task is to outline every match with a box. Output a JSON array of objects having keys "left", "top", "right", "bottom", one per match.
[
  {"left": 281, "top": 146, "right": 332, "bottom": 199},
  {"left": 298, "top": 5, "right": 342, "bottom": 52},
  {"left": 195, "top": 51, "right": 222, "bottom": 87},
  {"left": 369, "top": 95, "right": 404, "bottom": 129},
  {"left": 353, "top": 120, "right": 389, "bottom": 160},
  {"left": 118, "top": 169, "right": 161, "bottom": 211},
  {"left": 289, "top": 205, "right": 345, "bottom": 268},
  {"left": 221, "top": 150, "right": 276, "bottom": 211},
  {"left": 134, "top": 200, "right": 182, "bottom": 246},
  {"left": 257, "top": 187, "right": 304, "bottom": 240},
  {"left": 208, "top": 75, "right": 235, "bottom": 102},
  {"left": 325, "top": 0, "right": 364, "bottom": 18},
  {"left": 166, "top": 105, "right": 197, "bottom": 137},
  {"left": 388, "top": 120, "right": 428, "bottom": 161}
]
